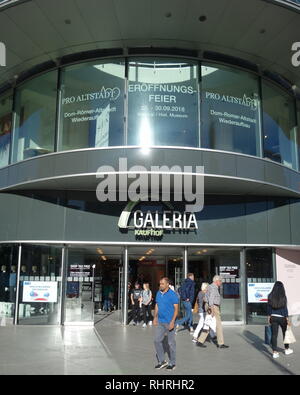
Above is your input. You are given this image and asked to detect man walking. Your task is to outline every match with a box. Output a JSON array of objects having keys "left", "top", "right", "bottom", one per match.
[
  {"left": 176, "top": 273, "right": 195, "bottom": 333},
  {"left": 196, "top": 275, "right": 229, "bottom": 349},
  {"left": 153, "top": 277, "right": 179, "bottom": 371}
]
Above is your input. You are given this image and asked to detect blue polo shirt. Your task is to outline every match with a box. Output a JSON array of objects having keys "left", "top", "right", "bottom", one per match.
[{"left": 156, "top": 288, "right": 179, "bottom": 324}]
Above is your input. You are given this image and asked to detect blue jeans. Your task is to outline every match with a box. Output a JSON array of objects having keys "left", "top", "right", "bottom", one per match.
[
  {"left": 176, "top": 301, "right": 193, "bottom": 328},
  {"left": 103, "top": 298, "right": 111, "bottom": 311}
]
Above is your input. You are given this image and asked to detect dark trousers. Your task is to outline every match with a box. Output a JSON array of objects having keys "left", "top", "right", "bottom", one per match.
[
  {"left": 133, "top": 300, "right": 141, "bottom": 323},
  {"left": 142, "top": 304, "right": 153, "bottom": 324},
  {"left": 270, "top": 316, "right": 289, "bottom": 352}
]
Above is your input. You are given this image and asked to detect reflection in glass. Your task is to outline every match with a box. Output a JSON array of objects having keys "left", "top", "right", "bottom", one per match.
[
  {"left": 201, "top": 64, "right": 261, "bottom": 156},
  {"left": 0, "top": 93, "right": 12, "bottom": 168},
  {"left": 262, "top": 81, "right": 297, "bottom": 169},
  {"left": 59, "top": 60, "right": 125, "bottom": 151},
  {"left": 12, "top": 71, "right": 58, "bottom": 162},
  {"left": 65, "top": 247, "right": 123, "bottom": 324},
  {"left": 128, "top": 58, "right": 199, "bottom": 147},
  {"left": 246, "top": 248, "right": 274, "bottom": 324},
  {"left": 0, "top": 245, "right": 18, "bottom": 324},
  {"left": 188, "top": 248, "right": 242, "bottom": 321},
  {"left": 18, "top": 245, "right": 62, "bottom": 325}
]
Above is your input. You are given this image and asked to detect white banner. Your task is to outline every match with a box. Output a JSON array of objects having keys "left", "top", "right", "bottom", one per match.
[
  {"left": 247, "top": 283, "right": 274, "bottom": 303},
  {"left": 22, "top": 281, "right": 58, "bottom": 303}
]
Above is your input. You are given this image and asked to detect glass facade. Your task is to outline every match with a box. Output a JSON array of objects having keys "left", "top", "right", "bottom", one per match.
[
  {"left": 17, "top": 244, "right": 62, "bottom": 325},
  {"left": 59, "top": 60, "right": 125, "bottom": 151},
  {"left": 201, "top": 64, "right": 261, "bottom": 156},
  {"left": 128, "top": 58, "right": 199, "bottom": 147},
  {"left": 262, "top": 81, "right": 297, "bottom": 169},
  {"left": 12, "top": 71, "right": 58, "bottom": 162},
  {"left": 0, "top": 244, "right": 18, "bottom": 324},
  {"left": 246, "top": 248, "right": 275, "bottom": 324},
  {"left": 0, "top": 56, "right": 297, "bottom": 172},
  {"left": 0, "top": 93, "right": 12, "bottom": 167}
]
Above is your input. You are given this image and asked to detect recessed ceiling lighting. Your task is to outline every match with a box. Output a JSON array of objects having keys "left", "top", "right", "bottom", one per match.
[{"left": 199, "top": 15, "right": 207, "bottom": 22}]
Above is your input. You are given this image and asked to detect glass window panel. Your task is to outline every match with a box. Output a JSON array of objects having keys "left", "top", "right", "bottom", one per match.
[
  {"left": 0, "top": 244, "right": 18, "bottom": 324},
  {"left": 59, "top": 60, "right": 125, "bottom": 151},
  {"left": 18, "top": 245, "right": 62, "bottom": 325},
  {"left": 201, "top": 63, "right": 261, "bottom": 156},
  {"left": 246, "top": 248, "right": 275, "bottom": 324},
  {"left": 262, "top": 81, "right": 297, "bottom": 169},
  {"left": 12, "top": 71, "right": 58, "bottom": 162},
  {"left": 128, "top": 58, "right": 199, "bottom": 148},
  {"left": 188, "top": 248, "right": 242, "bottom": 322},
  {"left": 0, "top": 93, "right": 12, "bottom": 167}
]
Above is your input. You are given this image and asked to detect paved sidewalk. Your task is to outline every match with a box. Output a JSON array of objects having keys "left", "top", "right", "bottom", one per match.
[
  {"left": 0, "top": 319, "right": 299, "bottom": 375},
  {"left": 0, "top": 326, "right": 122, "bottom": 375},
  {"left": 95, "top": 316, "right": 300, "bottom": 375}
]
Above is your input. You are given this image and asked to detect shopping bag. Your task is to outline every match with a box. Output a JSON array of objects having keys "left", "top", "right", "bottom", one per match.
[
  {"left": 284, "top": 327, "right": 296, "bottom": 344},
  {"left": 265, "top": 325, "right": 272, "bottom": 345}
]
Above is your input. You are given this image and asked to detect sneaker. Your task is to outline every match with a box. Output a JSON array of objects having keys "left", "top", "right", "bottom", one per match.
[
  {"left": 148, "top": 321, "right": 153, "bottom": 326},
  {"left": 285, "top": 349, "right": 294, "bottom": 356},
  {"left": 166, "top": 365, "right": 176, "bottom": 371},
  {"left": 192, "top": 337, "right": 198, "bottom": 343},
  {"left": 189, "top": 327, "right": 194, "bottom": 334},
  {"left": 142, "top": 323, "right": 147, "bottom": 328},
  {"left": 133, "top": 322, "right": 137, "bottom": 326},
  {"left": 273, "top": 352, "right": 280, "bottom": 359},
  {"left": 175, "top": 325, "right": 180, "bottom": 333},
  {"left": 217, "top": 344, "right": 229, "bottom": 349},
  {"left": 155, "top": 361, "right": 168, "bottom": 369},
  {"left": 196, "top": 342, "right": 207, "bottom": 348}
]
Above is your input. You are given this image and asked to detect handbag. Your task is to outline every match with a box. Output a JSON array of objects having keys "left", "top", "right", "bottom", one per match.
[
  {"left": 265, "top": 325, "right": 272, "bottom": 345},
  {"left": 284, "top": 327, "right": 296, "bottom": 344}
]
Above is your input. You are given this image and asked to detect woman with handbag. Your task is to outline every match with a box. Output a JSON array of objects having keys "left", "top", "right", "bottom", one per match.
[{"left": 267, "top": 282, "right": 294, "bottom": 359}]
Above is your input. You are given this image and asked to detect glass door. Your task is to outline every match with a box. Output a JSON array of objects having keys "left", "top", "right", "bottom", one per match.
[{"left": 64, "top": 247, "right": 95, "bottom": 325}]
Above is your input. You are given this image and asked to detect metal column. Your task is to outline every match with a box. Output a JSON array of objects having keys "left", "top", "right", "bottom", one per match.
[
  {"left": 14, "top": 244, "right": 22, "bottom": 326},
  {"left": 240, "top": 248, "right": 247, "bottom": 325},
  {"left": 183, "top": 246, "right": 188, "bottom": 279},
  {"left": 59, "top": 246, "right": 67, "bottom": 326},
  {"left": 122, "top": 246, "right": 129, "bottom": 326}
]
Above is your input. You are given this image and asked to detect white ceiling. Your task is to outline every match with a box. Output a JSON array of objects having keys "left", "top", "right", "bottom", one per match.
[{"left": 0, "top": 0, "right": 299, "bottom": 88}]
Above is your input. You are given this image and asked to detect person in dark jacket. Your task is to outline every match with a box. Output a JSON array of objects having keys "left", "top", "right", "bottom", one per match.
[
  {"left": 175, "top": 273, "right": 195, "bottom": 333},
  {"left": 267, "top": 281, "right": 293, "bottom": 359}
]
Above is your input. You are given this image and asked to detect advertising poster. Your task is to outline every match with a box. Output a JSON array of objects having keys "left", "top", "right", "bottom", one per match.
[
  {"left": 22, "top": 281, "right": 58, "bottom": 303},
  {"left": 247, "top": 283, "right": 274, "bottom": 303}
]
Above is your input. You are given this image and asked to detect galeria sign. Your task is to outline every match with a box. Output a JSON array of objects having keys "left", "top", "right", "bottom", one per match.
[{"left": 133, "top": 210, "right": 198, "bottom": 230}]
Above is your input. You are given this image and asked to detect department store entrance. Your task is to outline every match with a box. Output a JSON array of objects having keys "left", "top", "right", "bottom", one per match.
[{"left": 62, "top": 245, "right": 244, "bottom": 326}]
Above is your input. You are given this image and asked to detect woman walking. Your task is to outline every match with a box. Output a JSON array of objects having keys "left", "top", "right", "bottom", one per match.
[
  {"left": 192, "top": 283, "right": 209, "bottom": 343},
  {"left": 267, "top": 281, "right": 293, "bottom": 359}
]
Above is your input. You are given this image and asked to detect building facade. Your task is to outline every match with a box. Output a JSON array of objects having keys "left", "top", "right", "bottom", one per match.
[{"left": 0, "top": 0, "right": 299, "bottom": 326}]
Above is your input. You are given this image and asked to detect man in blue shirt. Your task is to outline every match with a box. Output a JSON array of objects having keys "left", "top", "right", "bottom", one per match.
[{"left": 153, "top": 277, "right": 179, "bottom": 371}]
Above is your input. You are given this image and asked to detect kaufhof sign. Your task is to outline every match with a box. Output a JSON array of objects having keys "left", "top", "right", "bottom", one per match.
[
  {"left": 118, "top": 201, "right": 198, "bottom": 238},
  {"left": 132, "top": 210, "right": 198, "bottom": 237}
]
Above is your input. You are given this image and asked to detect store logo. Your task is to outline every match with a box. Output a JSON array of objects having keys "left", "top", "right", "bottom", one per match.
[
  {"left": 0, "top": 42, "right": 6, "bottom": 67},
  {"left": 96, "top": 158, "right": 204, "bottom": 213},
  {"left": 118, "top": 201, "right": 198, "bottom": 235},
  {"left": 291, "top": 42, "right": 300, "bottom": 67},
  {"left": 205, "top": 91, "right": 258, "bottom": 111},
  {"left": 62, "top": 87, "right": 121, "bottom": 105}
]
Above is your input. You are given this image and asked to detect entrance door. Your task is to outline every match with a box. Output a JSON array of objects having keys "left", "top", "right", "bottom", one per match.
[
  {"left": 63, "top": 245, "right": 124, "bottom": 326},
  {"left": 188, "top": 247, "right": 243, "bottom": 322},
  {"left": 64, "top": 247, "right": 95, "bottom": 325}
]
